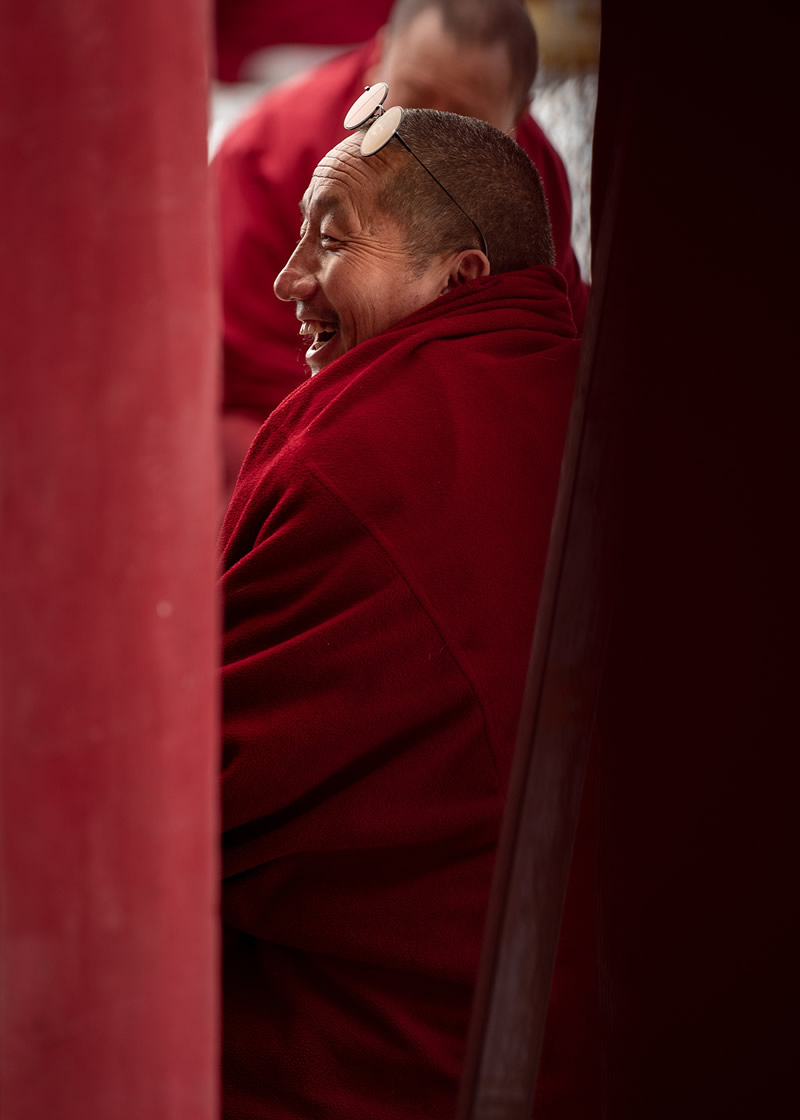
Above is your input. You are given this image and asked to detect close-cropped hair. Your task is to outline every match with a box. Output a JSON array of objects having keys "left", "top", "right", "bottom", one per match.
[
  {"left": 387, "top": 0, "right": 538, "bottom": 113},
  {"left": 372, "top": 108, "right": 555, "bottom": 274}
]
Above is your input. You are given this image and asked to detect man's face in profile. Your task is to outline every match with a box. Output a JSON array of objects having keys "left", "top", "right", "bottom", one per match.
[{"left": 274, "top": 137, "right": 449, "bottom": 374}]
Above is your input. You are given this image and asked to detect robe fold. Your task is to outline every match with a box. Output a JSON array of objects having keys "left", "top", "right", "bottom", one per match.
[{"left": 219, "top": 267, "right": 580, "bottom": 1120}]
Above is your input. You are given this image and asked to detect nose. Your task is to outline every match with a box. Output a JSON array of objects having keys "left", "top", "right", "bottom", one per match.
[{"left": 274, "top": 241, "right": 317, "bottom": 303}]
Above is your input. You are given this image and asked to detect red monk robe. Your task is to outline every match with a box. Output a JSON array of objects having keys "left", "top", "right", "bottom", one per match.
[
  {"left": 213, "top": 38, "right": 589, "bottom": 425},
  {"left": 220, "top": 267, "right": 580, "bottom": 1120}
]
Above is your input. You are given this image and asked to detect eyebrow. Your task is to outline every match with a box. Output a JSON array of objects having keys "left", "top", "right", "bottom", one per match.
[{"left": 298, "top": 194, "right": 348, "bottom": 220}]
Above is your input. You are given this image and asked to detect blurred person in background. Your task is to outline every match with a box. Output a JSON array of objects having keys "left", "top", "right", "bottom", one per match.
[
  {"left": 214, "top": 0, "right": 395, "bottom": 82},
  {"left": 213, "top": 0, "right": 589, "bottom": 507}
]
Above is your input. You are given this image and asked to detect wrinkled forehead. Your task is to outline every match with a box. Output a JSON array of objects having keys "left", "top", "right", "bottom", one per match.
[{"left": 300, "top": 134, "right": 399, "bottom": 218}]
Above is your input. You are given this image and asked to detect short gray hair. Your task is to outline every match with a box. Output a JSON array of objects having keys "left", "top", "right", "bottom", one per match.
[{"left": 372, "top": 108, "right": 555, "bottom": 273}]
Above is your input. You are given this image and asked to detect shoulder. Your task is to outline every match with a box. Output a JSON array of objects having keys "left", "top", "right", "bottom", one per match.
[
  {"left": 516, "top": 111, "right": 569, "bottom": 180},
  {"left": 214, "top": 40, "right": 376, "bottom": 163},
  {"left": 261, "top": 269, "right": 579, "bottom": 474}
]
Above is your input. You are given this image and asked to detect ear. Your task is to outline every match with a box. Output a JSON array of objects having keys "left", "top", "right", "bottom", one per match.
[{"left": 443, "top": 249, "right": 491, "bottom": 292}]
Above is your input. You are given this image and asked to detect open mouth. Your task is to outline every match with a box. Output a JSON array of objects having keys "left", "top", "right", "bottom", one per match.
[{"left": 299, "top": 319, "right": 339, "bottom": 359}]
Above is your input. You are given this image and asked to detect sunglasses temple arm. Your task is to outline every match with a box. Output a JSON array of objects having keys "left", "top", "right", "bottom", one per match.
[{"left": 395, "top": 135, "right": 489, "bottom": 259}]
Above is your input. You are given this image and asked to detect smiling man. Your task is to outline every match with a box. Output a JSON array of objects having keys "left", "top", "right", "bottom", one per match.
[
  {"left": 276, "top": 131, "right": 492, "bottom": 373},
  {"left": 214, "top": 0, "right": 589, "bottom": 507},
  {"left": 279, "top": 154, "right": 465, "bottom": 373},
  {"left": 219, "top": 106, "right": 581, "bottom": 1120}
]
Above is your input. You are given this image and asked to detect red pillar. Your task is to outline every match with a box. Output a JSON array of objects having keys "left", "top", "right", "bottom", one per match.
[{"left": 0, "top": 4, "right": 218, "bottom": 1118}]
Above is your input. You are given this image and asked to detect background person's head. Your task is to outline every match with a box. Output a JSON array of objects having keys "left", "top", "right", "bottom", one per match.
[
  {"left": 369, "top": 0, "right": 539, "bottom": 133},
  {"left": 274, "top": 109, "right": 554, "bottom": 374}
]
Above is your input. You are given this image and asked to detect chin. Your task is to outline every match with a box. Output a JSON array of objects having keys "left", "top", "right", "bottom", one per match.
[
  {"left": 307, "top": 355, "right": 329, "bottom": 376},
  {"left": 307, "top": 340, "right": 346, "bottom": 376}
]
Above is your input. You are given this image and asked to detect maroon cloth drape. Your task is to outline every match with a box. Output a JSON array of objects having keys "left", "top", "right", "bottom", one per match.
[
  {"left": 458, "top": 4, "right": 798, "bottom": 1117},
  {"left": 583, "top": 2, "right": 798, "bottom": 1115},
  {"left": 0, "top": 3, "right": 219, "bottom": 1118}
]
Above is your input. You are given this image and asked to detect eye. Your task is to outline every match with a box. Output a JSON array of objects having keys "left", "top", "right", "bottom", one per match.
[{"left": 320, "top": 232, "right": 341, "bottom": 247}]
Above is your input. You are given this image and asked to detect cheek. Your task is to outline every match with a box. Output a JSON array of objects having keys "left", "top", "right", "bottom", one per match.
[
  {"left": 353, "top": 295, "right": 385, "bottom": 342},
  {"left": 328, "top": 253, "right": 427, "bottom": 345},
  {"left": 332, "top": 283, "right": 375, "bottom": 343},
  {"left": 341, "top": 272, "right": 392, "bottom": 334}
]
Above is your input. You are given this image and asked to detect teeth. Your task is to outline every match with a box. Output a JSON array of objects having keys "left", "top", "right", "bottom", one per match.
[{"left": 299, "top": 320, "right": 334, "bottom": 337}]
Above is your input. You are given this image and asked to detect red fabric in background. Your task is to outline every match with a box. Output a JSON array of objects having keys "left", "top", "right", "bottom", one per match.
[
  {"left": 219, "top": 268, "right": 580, "bottom": 1119},
  {"left": 213, "top": 37, "right": 589, "bottom": 423},
  {"left": 0, "top": 2, "right": 218, "bottom": 1117},
  {"left": 214, "top": 0, "right": 395, "bottom": 80}
]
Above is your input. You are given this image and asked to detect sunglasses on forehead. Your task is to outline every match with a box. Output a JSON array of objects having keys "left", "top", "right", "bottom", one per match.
[{"left": 343, "top": 82, "right": 489, "bottom": 260}]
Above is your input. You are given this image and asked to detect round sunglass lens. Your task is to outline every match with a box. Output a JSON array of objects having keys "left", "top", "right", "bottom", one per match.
[
  {"left": 360, "top": 104, "right": 404, "bottom": 155},
  {"left": 344, "top": 82, "right": 389, "bottom": 130}
]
